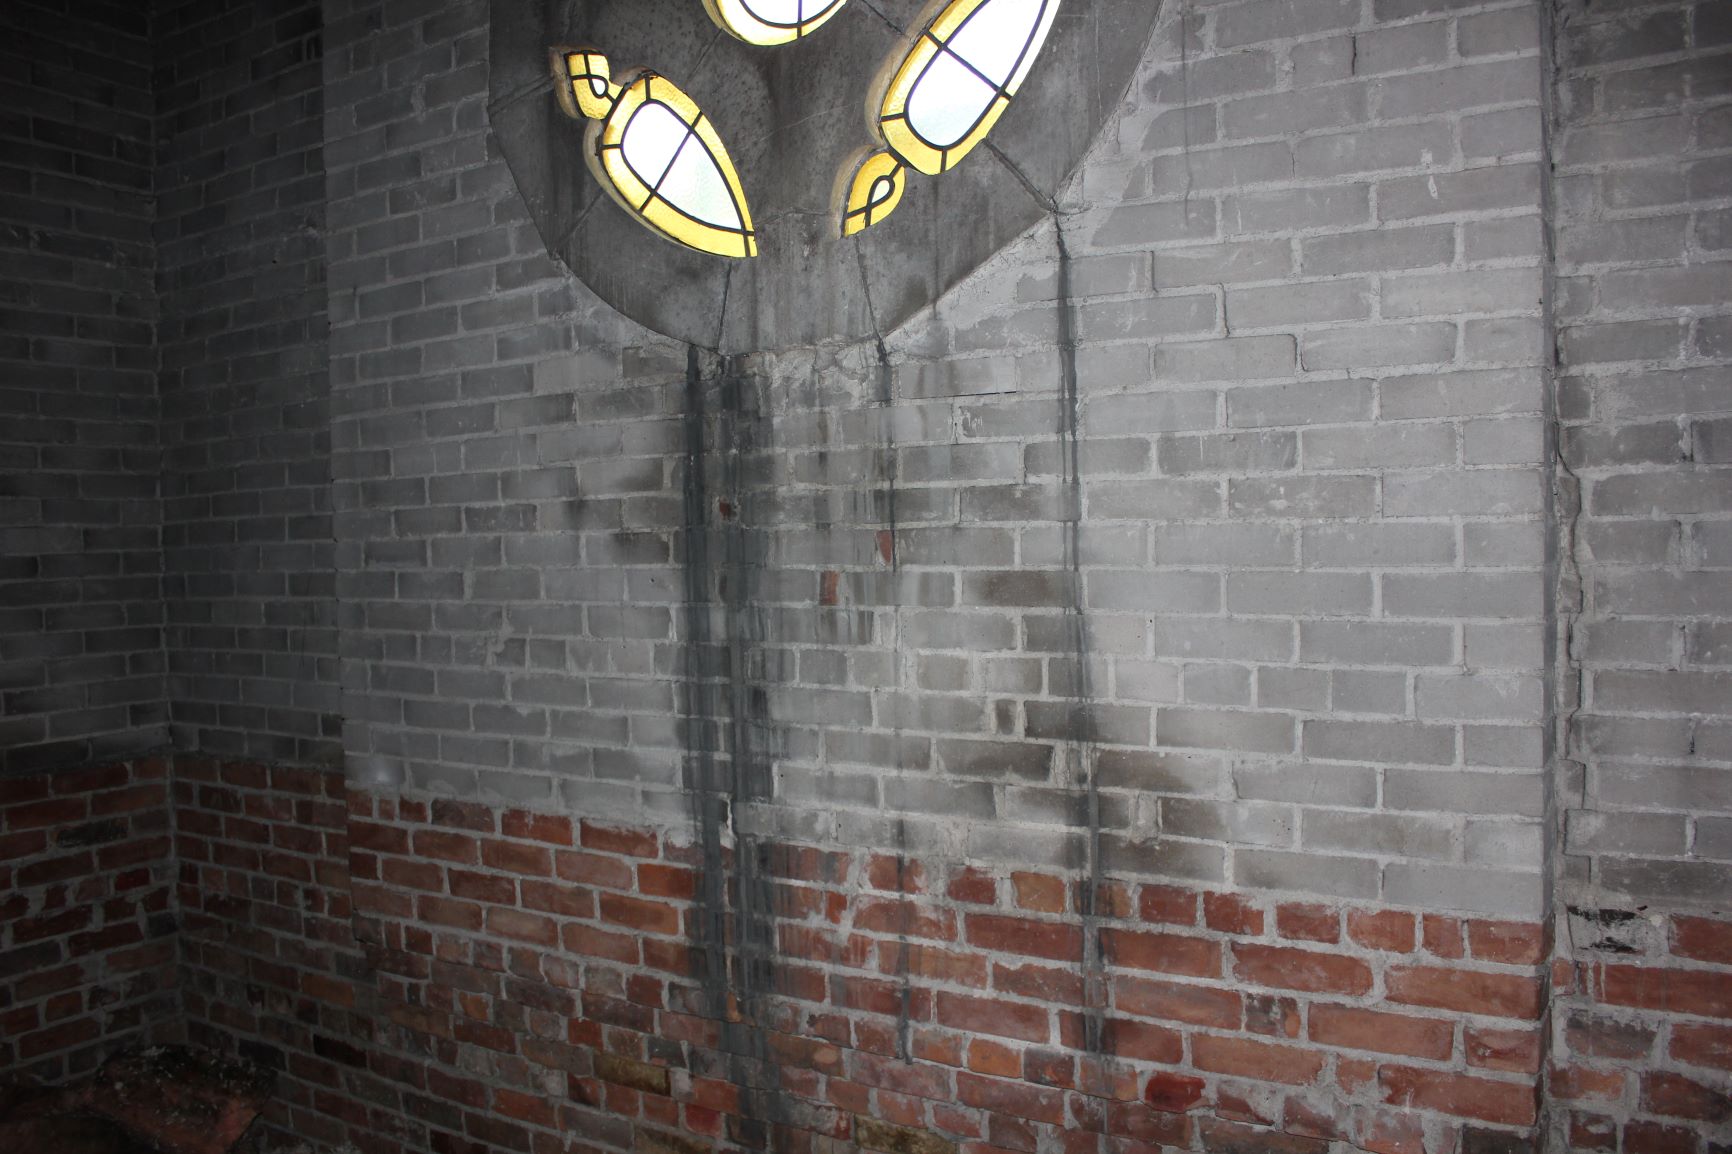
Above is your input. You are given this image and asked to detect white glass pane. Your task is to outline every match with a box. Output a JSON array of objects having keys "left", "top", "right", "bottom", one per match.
[
  {"left": 621, "top": 101, "right": 689, "bottom": 188},
  {"left": 741, "top": 0, "right": 804, "bottom": 23},
  {"left": 949, "top": 0, "right": 1044, "bottom": 88},
  {"left": 658, "top": 138, "right": 741, "bottom": 229},
  {"left": 905, "top": 51, "right": 997, "bottom": 149}
]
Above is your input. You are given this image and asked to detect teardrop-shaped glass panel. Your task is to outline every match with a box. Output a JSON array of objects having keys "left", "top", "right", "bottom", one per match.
[
  {"left": 839, "top": 149, "right": 906, "bottom": 236},
  {"left": 705, "top": 0, "right": 852, "bottom": 45},
  {"left": 591, "top": 71, "right": 757, "bottom": 258},
  {"left": 878, "top": 0, "right": 1061, "bottom": 176}
]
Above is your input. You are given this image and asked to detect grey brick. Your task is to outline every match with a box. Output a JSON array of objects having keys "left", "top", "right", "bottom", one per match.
[
  {"left": 1301, "top": 226, "right": 1454, "bottom": 276},
  {"left": 1296, "top": 122, "right": 1456, "bottom": 178},
  {"left": 1157, "top": 707, "right": 1294, "bottom": 754},
  {"left": 1378, "top": 163, "right": 1542, "bottom": 220},
  {"left": 1301, "top": 324, "right": 1457, "bottom": 371}
]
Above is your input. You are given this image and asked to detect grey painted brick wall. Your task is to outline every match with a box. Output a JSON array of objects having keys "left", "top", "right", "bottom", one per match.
[
  {"left": 1552, "top": 0, "right": 1732, "bottom": 911},
  {"left": 0, "top": 0, "right": 167, "bottom": 774},
  {"left": 326, "top": 0, "right": 1555, "bottom": 918},
  {"left": 156, "top": 0, "right": 340, "bottom": 767}
]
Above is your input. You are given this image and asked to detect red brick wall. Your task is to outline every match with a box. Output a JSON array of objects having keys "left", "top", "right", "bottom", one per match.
[
  {"left": 342, "top": 791, "right": 1553, "bottom": 1154},
  {"left": 1551, "top": 911, "right": 1732, "bottom": 1153},
  {"left": 10, "top": 759, "right": 1729, "bottom": 1154},
  {"left": 172, "top": 755, "right": 369, "bottom": 1150},
  {"left": 0, "top": 758, "right": 178, "bottom": 1080}
]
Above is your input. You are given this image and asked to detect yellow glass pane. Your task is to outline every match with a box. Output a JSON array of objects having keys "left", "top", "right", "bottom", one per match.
[
  {"left": 704, "top": 0, "right": 852, "bottom": 45},
  {"left": 551, "top": 48, "right": 619, "bottom": 120},
  {"left": 878, "top": 0, "right": 1061, "bottom": 176},
  {"left": 592, "top": 72, "right": 758, "bottom": 259},
  {"left": 839, "top": 149, "right": 906, "bottom": 237}
]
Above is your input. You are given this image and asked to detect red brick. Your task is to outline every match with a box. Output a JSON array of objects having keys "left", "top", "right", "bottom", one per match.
[
  {"left": 1599, "top": 964, "right": 1732, "bottom": 1019},
  {"left": 955, "top": 1071, "right": 1064, "bottom": 1125},
  {"left": 563, "top": 925, "right": 638, "bottom": 964},
  {"left": 1467, "top": 920, "right": 1546, "bottom": 965},
  {"left": 1671, "top": 915, "right": 1732, "bottom": 965},
  {"left": 1346, "top": 910, "right": 1415, "bottom": 952},
  {"left": 413, "top": 829, "right": 478, "bottom": 864},
  {"left": 967, "top": 914, "right": 1081, "bottom": 962},
  {"left": 1422, "top": 915, "right": 1463, "bottom": 958},
  {"left": 1199, "top": 1118, "right": 1326, "bottom": 1154},
  {"left": 1143, "top": 1071, "right": 1205, "bottom": 1113},
  {"left": 0, "top": 776, "right": 51, "bottom": 805},
  {"left": 483, "top": 907, "right": 558, "bottom": 946},
  {"left": 637, "top": 863, "right": 695, "bottom": 899},
  {"left": 1642, "top": 1071, "right": 1731, "bottom": 1122},
  {"left": 1357, "top": 1109, "right": 1425, "bottom": 1154},
  {"left": 1204, "top": 892, "right": 1264, "bottom": 936},
  {"left": 1671, "top": 1022, "right": 1732, "bottom": 1071},
  {"left": 1101, "top": 929, "right": 1220, "bottom": 977},
  {"left": 579, "top": 821, "right": 658, "bottom": 858},
  {"left": 867, "top": 854, "right": 924, "bottom": 893},
  {"left": 1192, "top": 1035, "right": 1324, "bottom": 1085},
  {"left": 1104, "top": 1101, "right": 1191, "bottom": 1145},
  {"left": 1549, "top": 1063, "right": 1625, "bottom": 1102},
  {"left": 993, "top": 962, "right": 1083, "bottom": 1006},
  {"left": 1386, "top": 965, "right": 1542, "bottom": 1019},
  {"left": 520, "top": 879, "right": 594, "bottom": 919},
  {"left": 937, "top": 992, "right": 1050, "bottom": 1043},
  {"left": 382, "top": 858, "right": 445, "bottom": 892},
  {"left": 480, "top": 839, "right": 551, "bottom": 876},
  {"left": 1012, "top": 872, "right": 1066, "bottom": 914},
  {"left": 1101, "top": 1018, "right": 1182, "bottom": 1063},
  {"left": 555, "top": 850, "right": 632, "bottom": 889},
  {"left": 417, "top": 896, "right": 484, "bottom": 931},
  {"left": 52, "top": 764, "right": 130, "bottom": 795},
  {"left": 966, "top": 1038, "right": 1019, "bottom": 1078},
  {"left": 449, "top": 868, "right": 515, "bottom": 904},
  {"left": 856, "top": 898, "right": 956, "bottom": 941},
  {"left": 346, "top": 820, "right": 409, "bottom": 856},
  {"left": 1308, "top": 1005, "right": 1453, "bottom": 1060},
  {"left": 89, "top": 784, "right": 165, "bottom": 817},
  {"left": 1277, "top": 903, "right": 1340, "bottom": 943},
  {"left": 761, "top": 843, "right": 850, "bottom": 884},
  {"left": 500, "top": 810, "right": 573, "bottom": 846},
  {"left": 1624, "top": 1121, "right": 1699, "bottom": 1154},
  {"left": 598, "top": 893, "right": 680, "bottom": 936},
  {"left": 428, "top": 798, "right": 494, "bottom": 832},
  {"left": 1568, "top": 1113, "right": 1617, "bottom": 1151},
  {"left": 1113, "top": 974, "right": 1240, "bottom": 1029},
  {"left": 1138, "top": 884, "right": 1198, "bottom": 926},
  {"left": 947, "top": 867, "right": 997, "bottom": 905},
  {"left": 1464, "top": 1025, "right": 1541, "bottom": 1073},
  {"left": 1233, "top": 945, "right": 1372, "bottom": 995},
  {"left": 18, "top": 1016, "right": 100, "bottom": 1060},
  {"left": 1378, "top": 1066, "right": 1537, "bottom": 1126},
  {"left": 6, "top": 797, "right": 89, "bottom": 830},
  {"left": 1564, "top": 1011, "right": 1655, "bottom": 1060}
]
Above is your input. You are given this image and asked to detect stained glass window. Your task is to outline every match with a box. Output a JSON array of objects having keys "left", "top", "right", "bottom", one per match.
[
  {"left": 879, "top": 0, "right": 1061, "bottom": 176},
  {"left": 552, "top": 48, "right": 758, "bottom": 259},
  {"left": 840, "top": 150, "right": 906, "bottom": 237},
  {"left": 704, "top": 0, "right": 852, "bottom": 45},
  {"left": 835, "top": 0, "right": 1061, "bottom": 236}
]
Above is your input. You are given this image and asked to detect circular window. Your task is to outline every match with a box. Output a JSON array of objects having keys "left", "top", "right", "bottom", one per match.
[{"left": 489, "top": 0, "right": 1162, "bottom": 352}]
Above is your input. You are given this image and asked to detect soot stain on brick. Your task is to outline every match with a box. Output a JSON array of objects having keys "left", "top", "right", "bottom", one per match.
[
  {"left": 856, "top": 238, "right": 916, "bottom": 1061},
  {"left": 679, "top": 345, "right": 781, "bottom": 1127},
  {"left": 1054, "top": 214, "right": 1107, "bottom": 1053}
]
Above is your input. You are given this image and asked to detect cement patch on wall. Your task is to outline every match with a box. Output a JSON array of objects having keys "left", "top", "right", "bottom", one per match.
[{"left": 489, "top": 0, "right": 1162, "bottom": 351}]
